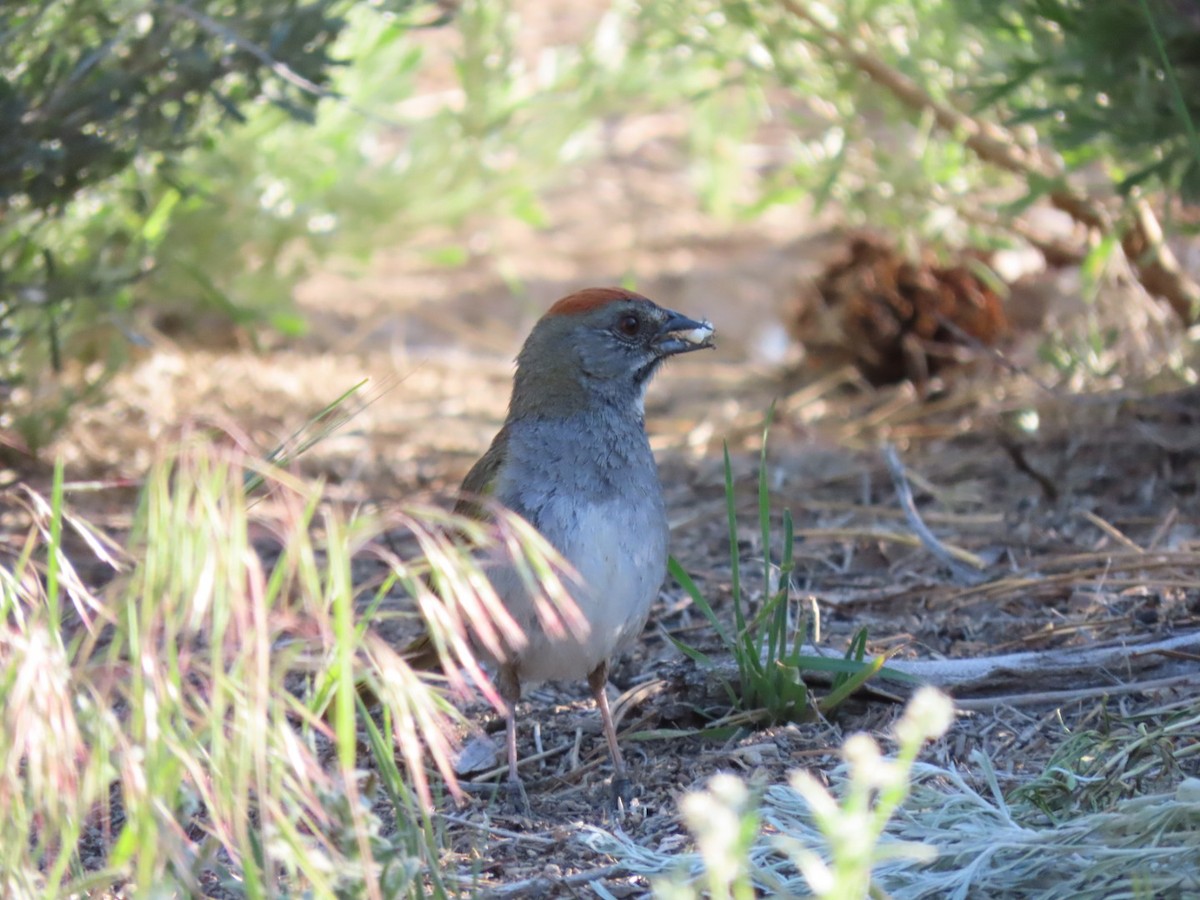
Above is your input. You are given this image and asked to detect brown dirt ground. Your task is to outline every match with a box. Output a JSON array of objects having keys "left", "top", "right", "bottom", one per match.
[{"left": 10, "top": 3, "right": 1200, "bottom": 895}]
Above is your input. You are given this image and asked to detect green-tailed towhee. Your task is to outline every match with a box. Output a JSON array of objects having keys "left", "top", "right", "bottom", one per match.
[{"left": 420, "top": 287, "right": 714, "bottom": 810}]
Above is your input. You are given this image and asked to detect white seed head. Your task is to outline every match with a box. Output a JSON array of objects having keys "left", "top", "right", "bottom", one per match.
[{"left": 679, "top": 319, "right": 715, "bottom": 345}]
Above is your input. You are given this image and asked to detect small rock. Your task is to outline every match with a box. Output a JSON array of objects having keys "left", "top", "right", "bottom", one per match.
[{"left": 454, "top": 734, "right": 499, "bottom": 775}]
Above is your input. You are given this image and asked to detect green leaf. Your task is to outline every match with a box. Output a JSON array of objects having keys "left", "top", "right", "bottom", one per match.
[
  {"left": 141, "top": 188, "right": 181, "bottom": 244},
  {"left": 758, "top": 403, "right": 774, "bottom": 665},
  {"left": 669, "top": 556, "right": 732, "bottom": 647},
  {"left": 425, "top": 244, "right": 469, "bottom": 266},
  {"left": 1004, "top": 104, "right": 1060, "bottom": 127},
  {"left": 1081, "top": 232, "right": 1118, "bottom": 294},
  {"left": 1113, "top": 157, "right": 1171, "bottom": 195},
  {"left": 818, "top": 652, "right": 887, "bottom": 713},
  {"left": 969, "top": 62, "right": 1043, "bottom": 112},
  {"left": 667, "top": 633, "right": 718, "bottom": 668},
  {"left": 810, "top": 145, "right": 848, "bottom": 218},
  {"left": 269, "top": 310, "right": 310, "bottom": 336},
  {"left": 724, "top": 442, "right": 745, "bottom": 639}
]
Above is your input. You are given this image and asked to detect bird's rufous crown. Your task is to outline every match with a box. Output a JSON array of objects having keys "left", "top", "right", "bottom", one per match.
[{"left": 545, "top": 287, "right": 648, "bottom": 318}]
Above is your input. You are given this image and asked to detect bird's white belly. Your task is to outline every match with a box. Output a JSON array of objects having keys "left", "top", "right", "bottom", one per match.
[{"left": 492, "top": 498, "right": 666, "bottom": 684}]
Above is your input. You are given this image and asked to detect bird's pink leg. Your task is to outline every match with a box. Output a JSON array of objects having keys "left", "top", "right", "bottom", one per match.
[
  {"left": 588, "top": 661, "right": 632, "bottom": 808},
  {"left": 497, "top": 665, "right": 528, "bottom": 813}
]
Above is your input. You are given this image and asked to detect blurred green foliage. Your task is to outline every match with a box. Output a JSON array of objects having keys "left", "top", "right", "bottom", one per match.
[
  {"left": 4, "top": 0, "right": 1200, "bottom": 453},
  {"left": 0, "top": 0, "right": 364, "bottom": 449},
  {"left": 959, "top": 0, "right": 1200, "bottom": 199},
  {"left": 1, "top": 1, "right": 342, "bottom": 210},
  {"left": 0, "top": 0, "right": 677, "bottom": 453},
  {"left": 623, "top": 0, "right": 1200, "bottom": 237},
  {"left": 618, "top": 0, "right": 1014, "bottom": 243}
]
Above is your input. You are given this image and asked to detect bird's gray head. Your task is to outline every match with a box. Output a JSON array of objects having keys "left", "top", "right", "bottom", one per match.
[{"left": 510, "top": 288, "right": 715, "bottom": 420}]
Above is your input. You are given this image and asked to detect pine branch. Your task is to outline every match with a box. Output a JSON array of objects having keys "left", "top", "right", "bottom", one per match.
[{"left": 780, "top": 0, "right": 1200, "bottom": 324}]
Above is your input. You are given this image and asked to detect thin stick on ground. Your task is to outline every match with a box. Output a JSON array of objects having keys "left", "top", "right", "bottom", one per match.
[
  {"left": 881, "top": 443, "right": 987, "bottom": 585},
  {"left": 470, "top": 863, "right": 631, "bottom": 899},
  {"left": 952, "top": 672, "right": 1200, "bottom": 711}
]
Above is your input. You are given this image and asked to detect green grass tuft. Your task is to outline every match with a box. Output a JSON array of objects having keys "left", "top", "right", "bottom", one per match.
[{"left": 668, "top": 408, "right": 895, "bottom": 731}]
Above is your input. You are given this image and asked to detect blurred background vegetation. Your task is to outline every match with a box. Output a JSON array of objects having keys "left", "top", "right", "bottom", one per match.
[{"left": 3, "top": 0, "right": 1199, "bottom": 453}]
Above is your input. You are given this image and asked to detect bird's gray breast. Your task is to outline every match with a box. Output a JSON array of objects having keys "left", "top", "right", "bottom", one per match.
[{"left": 490, "top": 414, "right": 669, "bottom": 682}]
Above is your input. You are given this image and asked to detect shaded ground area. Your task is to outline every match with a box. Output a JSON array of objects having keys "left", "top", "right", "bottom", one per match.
[{"left": 414, "top": 379, "right": 1199, "bottom": 895}]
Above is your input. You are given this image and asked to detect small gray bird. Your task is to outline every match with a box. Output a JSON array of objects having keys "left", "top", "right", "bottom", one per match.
[{"left": 412, "top": 287, "right": 714, "bottom": 809}]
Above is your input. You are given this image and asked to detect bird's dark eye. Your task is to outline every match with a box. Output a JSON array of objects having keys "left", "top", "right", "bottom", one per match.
[{"left": 617, "top": 314, "right": 641, "bottom": 337}]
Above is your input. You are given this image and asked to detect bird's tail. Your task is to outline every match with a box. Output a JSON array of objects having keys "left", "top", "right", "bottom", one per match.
[{"left": 399, "top": 632, "right": 443, "bottom": 673}]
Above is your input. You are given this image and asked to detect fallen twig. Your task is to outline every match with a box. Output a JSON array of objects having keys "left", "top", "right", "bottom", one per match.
[
  {"left": 473, "top": 863, "right": 630, "bottom": 898},
  {"left": 882, "top": 443, "right": 988, "bottom": 584},
  {"left": 438, "top": 813, "right": 559, "bottom": 845},
  {"left": 952, "top": 672, "right": 1200, "bottom": 711},
  {"left": 656, "top": 631, "right": 1200, "bottom": 704},
  {"left": 465, "top": 742, "right": 572, "bottom": 785},
  {"left": 875, "top": 630, "right": 1200, "bottom": 694}
]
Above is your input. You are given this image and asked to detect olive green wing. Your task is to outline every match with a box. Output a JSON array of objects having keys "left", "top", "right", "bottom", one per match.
[{"left": 452, "top": 424, "right": 509, "bottom": 520}]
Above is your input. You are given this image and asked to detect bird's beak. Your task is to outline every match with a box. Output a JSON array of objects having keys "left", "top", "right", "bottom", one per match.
[{"left": 654, "top": 310, "right": 716, "bottom": 357}]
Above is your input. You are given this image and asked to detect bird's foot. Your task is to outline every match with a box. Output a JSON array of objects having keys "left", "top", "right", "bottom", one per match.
[
  {"left": 610, "top": 774, "right": 634, "bottom": 813},
  {"left": 504, "top": 778, "right": 530, "bottom": 815}
]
